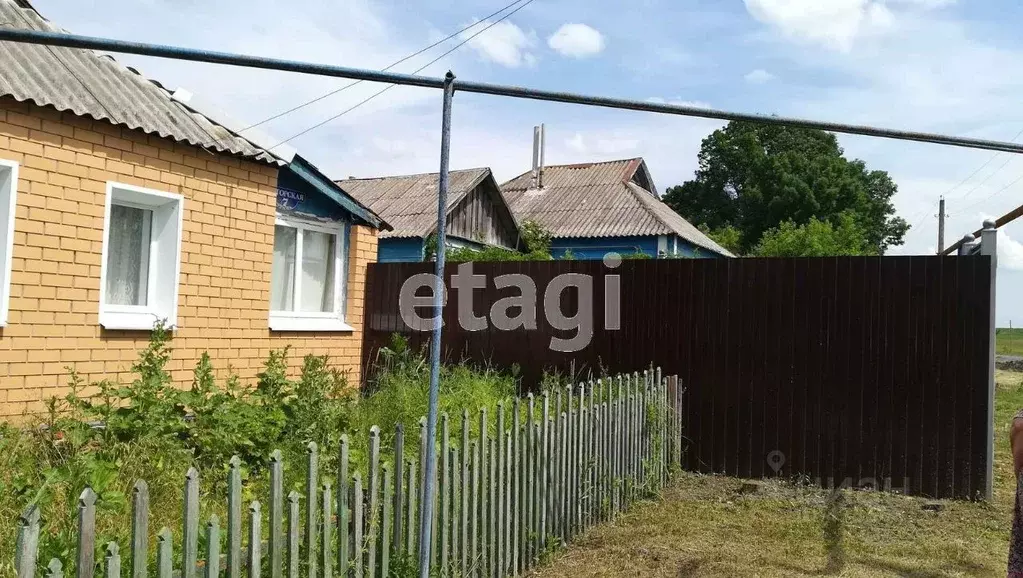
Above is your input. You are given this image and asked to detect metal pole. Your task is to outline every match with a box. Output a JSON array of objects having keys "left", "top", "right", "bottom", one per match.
[
  {"left": 980, "top": 219, "right": 998, "bottom": 501},
  {"left": 4, "top": 27, "right": 1023, "bottom": 154},
  {"left": 937, "top": 196, "right": 946, "bottom": 254},
  {"left": 418, "top": 70, "right": 454, "bottom": 578}
]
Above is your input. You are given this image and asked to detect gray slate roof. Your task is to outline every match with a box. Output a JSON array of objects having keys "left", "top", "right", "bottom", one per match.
[
  {"left": 0, "top": 0, "right": 281, "bottom": 165},
  {"left": 500, "top": 158, "right": 733, "bottom": 257},
  {"left": 337, "top": 168, "right": 493, "bottom": 239}
]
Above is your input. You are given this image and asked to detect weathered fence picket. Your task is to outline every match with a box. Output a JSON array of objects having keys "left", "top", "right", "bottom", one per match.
[
  {"left": 367, "top": 427, "right": 380, "bottom": 578},
  {"left": 156, "top": 529, "right": 171, "bottom": 578},
  {"left": 305, "top": 443, "right": 318, "bottom": 578},
  {"left": 337, "top": 437, "right": 349, "bottom": 578},
  {"left": 228, "top": 458, "right": 242, "bottom": 578},
  {"left": 206, "top": 516, "right": 220, "bottom": 578},
  {"left": 249, "top": 502, "right": 262, "bottom": 578},
  {"left": 77, "top": 488, "right": 97, "bottom": 578},
  {"left": 287, "top": 493, "right": 300, "bottom": 578},
  {"left": 11, "top": 370, "right": 678, "bottom": 578},
  {"left": 183, "top": 468, "right": 199, "bottom": 578},
  {"left": 270, "top": 452, "right": 283, "bottom": 578},
  {"left": 131, "top": 481, "right": 148, "bottom": 578},
  {"left": 16, "top": 505, "right": 40, "bottom": 578},
  {"left": 392, "top": 424, "right": 404, "bottom": 558},
  {"left": 321, "top": 484, "right": 332, "bottom": 578},
  {"left": 104, "top": 543, "right": 119, "bottom": 578},
  {"left": 439, "top": 414, "right": 450, "bottom": 574},
  {"left": 381, "top": 465, "right": 392, "bottom": 577}
]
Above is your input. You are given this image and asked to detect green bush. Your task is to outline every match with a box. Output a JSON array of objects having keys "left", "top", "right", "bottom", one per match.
[
  {"left": 351, "top": 334, "right": 516, "bottom": 468},
  {"left": 0, "top": 329, "right": 536, "bottom": 575},
  {"left": 429, "top": 219, "right": 555, "bottom": 262},
  {"left": 0, "top": 322, "right": 360, "bottom": 572}
]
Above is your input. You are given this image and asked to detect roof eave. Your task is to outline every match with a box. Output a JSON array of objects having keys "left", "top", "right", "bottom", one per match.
[{"left": 290, "top": 156, "right": 391, "bottom": 230}]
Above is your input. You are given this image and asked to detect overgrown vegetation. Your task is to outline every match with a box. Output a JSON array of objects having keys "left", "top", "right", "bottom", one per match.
[
  {"left": 427, "top": 219, "right": 555, "bottom": 262},
  {"left": 0, "top": 327, "right": 527, "bottom": 576}
]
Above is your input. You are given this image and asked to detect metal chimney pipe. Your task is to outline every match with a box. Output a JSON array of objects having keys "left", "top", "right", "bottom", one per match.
[
  {"left": 538, "top": 123, "right": 546, "bottom": 189},
  {"left": 531, "top": 125, "right": 540, "bottom": 189}
]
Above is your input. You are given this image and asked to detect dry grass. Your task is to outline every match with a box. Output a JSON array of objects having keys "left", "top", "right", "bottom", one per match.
[{"left": 531, "top": 370, "right": 1023, "bottom": 578}]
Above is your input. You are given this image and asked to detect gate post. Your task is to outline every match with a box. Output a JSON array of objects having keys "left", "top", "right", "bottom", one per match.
[{"left": 980, "top": 219, "right": 998, "bottom": 501}]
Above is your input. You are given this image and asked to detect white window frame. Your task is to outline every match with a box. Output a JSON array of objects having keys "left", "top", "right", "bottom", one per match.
[
  {"left": 99, "top": 182, "right": 184, "bottom": 331},
  {"left": 0, "top": 159, "right": 19, "bottom": 327},
  {"left": 269, "top": 214, "right": 352, "bottom": 332}
]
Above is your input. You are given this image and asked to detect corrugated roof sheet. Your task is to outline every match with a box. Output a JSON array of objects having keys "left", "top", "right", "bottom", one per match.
[
  {"left": 501, "top": 158, "right": 733, "bottom": 257},
  {"left": 336, "top": 168, "right": 491, "bottom": 239},
  {"left": 0, "top": 0, "right": 281, "bottom": 165}
]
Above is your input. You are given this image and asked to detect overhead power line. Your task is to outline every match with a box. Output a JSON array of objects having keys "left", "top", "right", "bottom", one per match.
[
  {"left": 944, "top": 125, "right": 1023, "bottom": 200},
  {"left": 266, "top": 0, "right": 537, "bottom": 149},
  {"left": 4, "top": 27, "right": 1023, "bottom": 153},
  {"left": 907, "top": 200, "right": 938, "bottom": 236},
  {"left": 952, "top": 155, "right": 1017, "bottom": 202},
  {"left": 959, "top": 170, "right": 1023, "bottom": 215},
  {"left": 237, "top": 0, "right": 531, "bottom": 133}
]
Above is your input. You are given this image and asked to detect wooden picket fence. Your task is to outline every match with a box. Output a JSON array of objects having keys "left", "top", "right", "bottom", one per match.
[{"left": 14, "top": 370, "right": 682, "bottom": 578}]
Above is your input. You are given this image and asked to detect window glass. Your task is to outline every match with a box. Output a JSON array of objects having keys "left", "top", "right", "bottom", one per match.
[
  {"left": 300, "top": 229, "right": 336, "bottom": 312},
  {"left": 104, "top": 204, "right": 152, "bottom": 306},
  {"left": 271, "top": 225, "right": 297, "bottom": 311}
]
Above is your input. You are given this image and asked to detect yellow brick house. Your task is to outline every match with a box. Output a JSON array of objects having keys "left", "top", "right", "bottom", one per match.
[{"left": 0, "top": 0, "right": 388, "bottom": 416}]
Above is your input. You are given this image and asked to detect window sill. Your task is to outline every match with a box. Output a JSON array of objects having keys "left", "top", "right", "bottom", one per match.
[
  {"left": 100, "top": 310, "right": 174, "bottom": 331},
  {"left": 269, "top": 316, "right": 355, "bottom": 332}
]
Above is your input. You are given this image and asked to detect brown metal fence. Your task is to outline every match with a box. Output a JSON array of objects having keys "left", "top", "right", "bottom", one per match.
[{"left": 362, "top": 256, "right": 993, "bottom": 499}]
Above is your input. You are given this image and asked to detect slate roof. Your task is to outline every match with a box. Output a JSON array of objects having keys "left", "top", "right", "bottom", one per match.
[
  {"left": 337, "top": 168, "right": 494, "bottom": 239},
  {"left": 0, "top": 0, "right": 281, "bottom": 165},
  {"left": 500, "top": 158, "right": 733, "bottom": 256}
]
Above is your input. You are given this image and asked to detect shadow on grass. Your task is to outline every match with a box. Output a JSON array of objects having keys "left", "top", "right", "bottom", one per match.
[{"left": 855, "top": 556, "right": 992, "bottom": 578}]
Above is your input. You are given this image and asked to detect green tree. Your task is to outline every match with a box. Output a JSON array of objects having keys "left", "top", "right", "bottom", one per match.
[
  {"left": 664, "top": 122, "right": 908, "bottom": 255},
  {"left": 753, "top": 213, "right": 870, "bottom": 257}
]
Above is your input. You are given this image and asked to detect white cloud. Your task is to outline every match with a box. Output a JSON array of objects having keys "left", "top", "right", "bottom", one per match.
[
  {"left": 999, "top": 230, "right": 1023, "bottom": 271},
  {"left": 565, "top": 132, "right": 640, "bottom": 155},
  {"left": 744, "top": 69, "right": 775, "bottom": 84},
  {"left": 978, "top": 214, "right": 1023, "bottom": 271},
  {"left": 897, "top": 0, "right": 956, "bottom": 6},
  {"left": 463, "top": 20, "right": 537, "bottom": 68},
  {"left": 743, "top": 0, "right": 900, "bottom": 51},
  {"left": 547, "top": 23, "right": 606, "bottom": 58}
]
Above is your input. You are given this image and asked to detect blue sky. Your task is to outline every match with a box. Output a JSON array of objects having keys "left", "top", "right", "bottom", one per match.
[{"left": 28, "top": 0, "right": 1023, "bottom": 325}]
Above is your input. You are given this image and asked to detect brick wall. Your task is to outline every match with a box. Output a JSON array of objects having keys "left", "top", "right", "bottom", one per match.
[{"left": 0, "top": 97, "right": 377, "bottom": 417}]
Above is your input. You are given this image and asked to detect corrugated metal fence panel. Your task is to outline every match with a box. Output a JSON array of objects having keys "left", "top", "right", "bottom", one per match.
[{"left": 361, "top": 256, "right": 993, "bottom": 499}]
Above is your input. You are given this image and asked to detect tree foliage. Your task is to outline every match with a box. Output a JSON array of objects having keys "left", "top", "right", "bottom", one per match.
[
  {"left": 664, "top": 122, "right": 908, "bottom": 256},
  {"left": 752, "top": 213, "right": 871, "bottom": 257}
]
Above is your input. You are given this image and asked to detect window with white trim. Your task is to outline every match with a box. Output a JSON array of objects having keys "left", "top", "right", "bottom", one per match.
[
  {"left": 0, "top": 159, "right": 19, "bottom": 327},
  {"left": 270, "top": 215, "right": 351, "bottom": 331},
  {"left": 99, "top": 183, "right": 183, "bottom": 330}
]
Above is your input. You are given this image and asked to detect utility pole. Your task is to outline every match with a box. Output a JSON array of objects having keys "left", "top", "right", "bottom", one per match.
[{"left": 937, "top": 196, "right": 947, "bottom": 255}]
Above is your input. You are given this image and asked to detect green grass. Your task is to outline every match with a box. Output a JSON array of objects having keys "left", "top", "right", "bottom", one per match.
[
  {"left": 531, "top": 369, "right": 1023, "bottom": 578},
  {"left": 998, "top": 328, "right": 1023, "bottom": 356}
]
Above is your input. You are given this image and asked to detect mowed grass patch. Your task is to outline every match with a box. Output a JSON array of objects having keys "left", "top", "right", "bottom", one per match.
[
  {"left": 532, "top": 370, "right": 1023, "bottom": 577},
  {"left": 997, "top": 328, "right": 1023, "bottom": 357}
]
